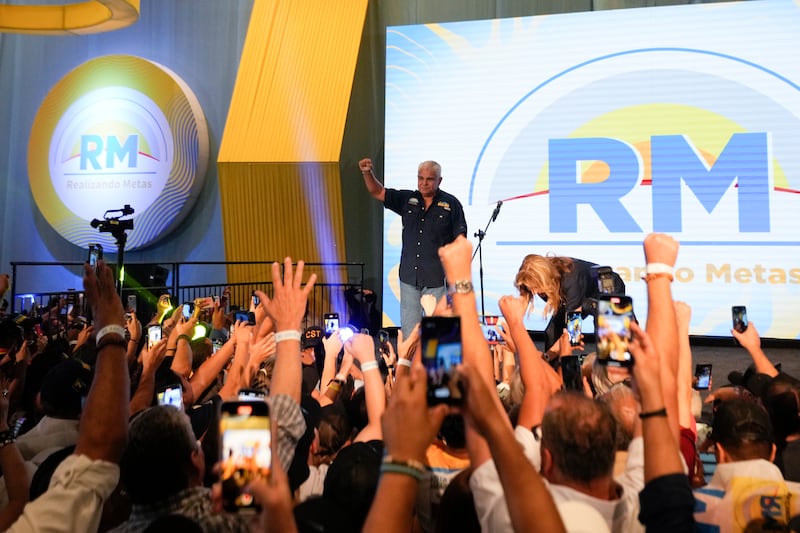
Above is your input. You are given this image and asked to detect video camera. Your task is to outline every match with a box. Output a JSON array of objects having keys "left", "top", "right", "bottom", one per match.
[
  {"left": 582, "top": 266, "right": 620, "bottom": 317},
  {"left": 90, "top": 205, "right": 134, "bottom": 237}
]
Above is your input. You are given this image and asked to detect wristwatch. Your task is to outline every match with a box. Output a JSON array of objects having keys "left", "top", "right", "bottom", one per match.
[{"left": 448, "top": 280, "right": 474, "bottom": 295}]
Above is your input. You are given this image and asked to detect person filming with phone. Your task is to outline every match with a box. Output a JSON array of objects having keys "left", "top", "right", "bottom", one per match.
[
  {"left": 359, "top": 157, "right": 467, "bottom": 337},
  {"left": 514, "top": 254, "right": 626, "bottom": 354}
]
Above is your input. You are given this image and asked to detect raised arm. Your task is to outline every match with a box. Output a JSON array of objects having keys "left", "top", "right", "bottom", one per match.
[
  {"left": 458, "top": 362, "right": 565, "bottom": 533},
  {"left": 363, "top": 362, "right": 448, "bottom": 533},
  {"left": 359, "top": 158, "right": 386, "bottom": 202},
  {"left": 732, "top": 322, "right": 778, "bottom": 377},
  {"left": 0, "top": 378, "right": 29, "bottom": 530},
  {"left": 189, "top": 337, "right": 235, "bottom": 401},
  {"left": 124, "top": 312, "right": 142, "bottom": 366},
  {"left": 168, "top": 312, "right": 199, "bottom": 379},
  {"left": 77, "top": 260, "right": 129, "bottom": 462},
  {"left": 348, "top": 333, "right": 385, "bottom": 442},
  {"left": 629, "top": 321, "right": 695, "bottom": 530},
  {"left": 318, "top": 333, "right": 344, "bottom": 407},
  {"left": 642, "top": 233, "right": 681, "bottom": 446},
  {"left": 498, "top": 295, "right": 558, "bottom": 429},
  {"left": 674, "top": 301, "right": 695, "bottom": 430},
  {"left": 217, "top": 320, "right": 252, "bottom": 400},
  {"left": 129, "top": 340, "right": 168, "bottom": 417},
  {"left": 257, "top": 258, "right": 317, "bottom": 403},
  {"left": 393, "top": 325, "right": 419, "bottom": 381},
  {"left": 438, "top": 236, "right": 499, "bottom": 468},
  {"left": 630, "top": 322, "right": 683, "bottom": 481}
]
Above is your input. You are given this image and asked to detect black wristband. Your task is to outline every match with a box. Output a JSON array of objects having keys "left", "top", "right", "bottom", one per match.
[{"left": 639, "top": 407, "right": 667, "bottom": 419}]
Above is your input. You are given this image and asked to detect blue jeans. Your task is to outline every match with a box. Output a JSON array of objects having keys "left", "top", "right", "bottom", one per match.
[{"left": 399, "top": 281, "right": 446, "bottom": 338}]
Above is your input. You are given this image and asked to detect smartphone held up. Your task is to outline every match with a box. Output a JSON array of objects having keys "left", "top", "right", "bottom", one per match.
[
  {"left": 595, "top": 295, "right": 634, "bottom": 367},
  {"left": 87, "top": 243, "right": 103, "bottom": 270},
  {"left": 147, "top": 325, "right": 162, "bottom": 350},
  {"left": 324, "top": 313, "right": 339, "bottom": 335},
  {"left": 732, "top": 306, "right": 748, "bottom": 333},
  {"left": 421, "top": 316, "right": 463, "bottom": 405},
  {"left": 219, "top": 400, "right": 271, "bottom": 513},
  {"left": 695, "top": 364, "right": 712, "bottom": 390},
  {"left": 566, "top": 311, "right": 583, "bottom": 346}
]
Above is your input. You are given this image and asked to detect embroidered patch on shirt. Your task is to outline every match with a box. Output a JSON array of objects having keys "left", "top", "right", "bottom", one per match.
[
  {"left": 437, "top": 201, "right": 451, "bottom": 210},
  {"left": 408, "top": 198, "right": 419, "bottom": 206}
]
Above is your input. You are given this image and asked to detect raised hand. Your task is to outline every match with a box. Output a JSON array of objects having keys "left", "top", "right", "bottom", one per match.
[
  {"left": 382, "top": 362, "right": 448, "bottom": 463},
  {"left": 643, "top": 233, "right": 679, "bottom": 267},
  {"left": 731, "top": 321, "right": 761, "bottom": 352},
  {"left": 345, "top": 333, "right": 377, "bottom": 366},
  {"left": 255, "top": 258, "right": 316, "bottom": 332},
  {"left": 397, "top": 324, "right": 420, "bottom": 362},
  {"left": 498, "top": 295, "right": 527, "bottom": 326},
  {"left": 358, "top": 158, "right": 374, "bottom": 174},
  {"left": 83, "top": 260, "right": 125, "bottom": 333},
  {"left": 494, "top": 319, "right": 518, "bottom": 354},
  {"left": 438, "top": 235, "right": 472, "bottom": 282},
  {"left": 141, "top": 339, "right": 167, "bottom": 374}
]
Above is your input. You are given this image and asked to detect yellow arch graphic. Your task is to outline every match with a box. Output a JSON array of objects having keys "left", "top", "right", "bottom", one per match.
[{"left": 0, "top": 0, "right": 139, "bottom": 35}]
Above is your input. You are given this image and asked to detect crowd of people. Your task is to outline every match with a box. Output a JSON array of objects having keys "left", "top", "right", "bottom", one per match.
[{"left": 0, "top": 230, "right": 796, "bottom": 533}]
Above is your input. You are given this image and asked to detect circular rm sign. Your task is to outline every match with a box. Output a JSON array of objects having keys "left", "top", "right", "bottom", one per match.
[{"left": 28, "top": 55, "right": 209, "bottom": 250}]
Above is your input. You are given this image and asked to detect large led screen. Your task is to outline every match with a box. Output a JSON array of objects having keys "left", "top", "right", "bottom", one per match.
[{"left": 381, "top": 0, "right": 800, "bottom": 339}]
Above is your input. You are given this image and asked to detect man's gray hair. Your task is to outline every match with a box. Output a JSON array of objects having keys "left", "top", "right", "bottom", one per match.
[{"left": 418, "top": 160, "right": 441, "bottom": 177}]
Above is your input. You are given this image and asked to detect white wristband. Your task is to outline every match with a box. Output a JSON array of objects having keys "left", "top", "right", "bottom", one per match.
[
  {"left": 335, "top": 373, "right": 346, "bottom": 382},
  {"left": 397, "top": 359, "right": 412, "bottom": 368},
  {"left": 274, "top": 330, "right": 301, "bottom": 343},
  {"left": 645, "top": 262, "right": 673, "bottom": 275},
  {"left": 361, "top": 360, "right": 379, "bottom": 372},
  {"left": 95, "top": 325, "right": 126, "bottom": 344}
]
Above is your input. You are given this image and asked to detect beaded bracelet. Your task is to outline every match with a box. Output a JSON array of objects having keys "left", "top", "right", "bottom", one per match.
[
  {"left": 642, "top": 272, "right": 674, "bottom": 283},
  {"left": 381, "top": 462, "right": 424, "bottom": 481},
  {"left": 275, "top": 330, "right": 302, "bottom": 343},
  {"left": 381, "top": 455, "right": 426, "bottom": 481}
]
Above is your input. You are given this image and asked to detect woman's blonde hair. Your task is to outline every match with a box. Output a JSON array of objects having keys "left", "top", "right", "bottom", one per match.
[{"left": 514, "top": 254, "right": 573, "bottom": 317}]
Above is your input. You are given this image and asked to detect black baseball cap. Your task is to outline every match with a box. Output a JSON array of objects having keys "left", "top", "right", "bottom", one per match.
[{"left": 301, "top": 326, "right": 323, "bottom": 351}]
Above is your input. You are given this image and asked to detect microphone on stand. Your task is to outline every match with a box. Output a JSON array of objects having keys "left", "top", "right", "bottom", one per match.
[{"left": 491, "top": 201, "right": 503, "bottom": 222}]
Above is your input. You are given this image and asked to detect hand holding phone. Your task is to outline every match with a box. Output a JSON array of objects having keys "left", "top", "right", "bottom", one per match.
[
  {"left": 566, "top": 311, "right": 583, "bottom": 347},
  {"left": 694, "top": 363, "right": 712, "bottom": 390},
  {"left": 147, "top": 325, "right": 162, "bottom": 350},
  {"left": 324, "top": 313, "right": 339, "bottom": 335},
  {"left": 87, "top": 243, "right": 103, "bottom": 269},
  {"left": 732, "top": 306, "right": 748, "bottom": 333},
  {"left": 181, "top": 302, "right": 196, "bottom": 321},
  {"left": 421, "top": 316, "right": 463, "bottom": 405},
  {"left": 156, "top": 384, "right": 184, "bottom": 410},
  {"left": 595, "top": 295, "right": 634, "bottom": 367},
  {"left": 219, "top": 400, "right": 271, "bottom": 513}
]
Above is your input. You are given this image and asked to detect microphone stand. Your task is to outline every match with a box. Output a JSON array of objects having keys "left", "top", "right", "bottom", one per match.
[{"left": 472, "top": 202, "right": 502, "bottom": 324}]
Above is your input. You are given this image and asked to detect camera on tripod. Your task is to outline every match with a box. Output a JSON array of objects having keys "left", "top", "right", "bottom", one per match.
[
  {"left": 90, "top": 205, "right": 135, "bottom": 237},
  {"left": 582, "top": 266, "right": 619, "bottom": 316}
]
